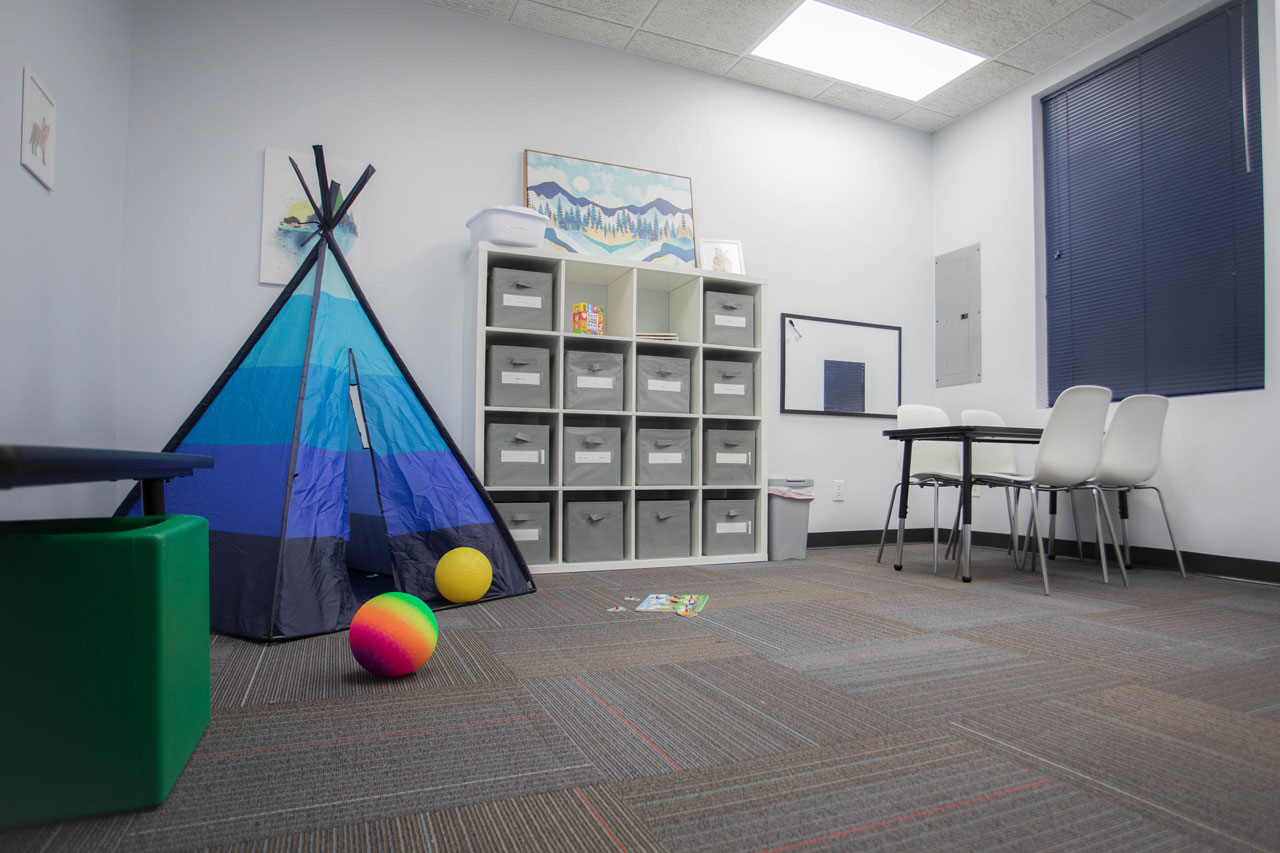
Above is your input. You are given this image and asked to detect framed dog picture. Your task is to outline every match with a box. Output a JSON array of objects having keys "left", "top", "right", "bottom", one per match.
[{"left": 21, "top": 67, "right": 55, "bottom": 190}]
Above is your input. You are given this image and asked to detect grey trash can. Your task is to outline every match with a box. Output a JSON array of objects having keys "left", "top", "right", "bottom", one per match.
[{"left": 767, "top": 478, "right": 814, "bottom": 561}]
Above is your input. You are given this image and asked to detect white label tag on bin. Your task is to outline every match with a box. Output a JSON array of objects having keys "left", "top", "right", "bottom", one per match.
[
  {"left": 575, "top": 451, "right": 612, "bottom": 464},
  {"left": 714, "top": 314, "right": 747, "bottom": 328},
  {"left": 716, "top": 452, "right": 750, "bottom": 465},
  {"left": 503, "top": 293, "right": 542, "bottom": 309},
  {"left": 714, "top": 383, "right": 745, "bottom": 396},
  {"left": 648, "top": 452, "right": 683, "bottom": 465},
  {"left": 501, "top": 371, "right": 541, "bottom": 386},
  {"left": 577, "top": 376, "right": 613, "bottom": 389},
  {"left": 648, "top": 379, "right": 682, "bottom": 392},
  {"left": 510, "top": 527, "right": 540, "bottom": 542},
  {"left": 716, "top": 521, "right": 750, "bottom": 535},
  {"left": 501, "top": 450, "right": 542, "bottom": 464}
]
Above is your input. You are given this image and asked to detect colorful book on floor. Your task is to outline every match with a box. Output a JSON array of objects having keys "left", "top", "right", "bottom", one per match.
[{"left": 635, "top": 594, "right": 708, "bottom": 616}]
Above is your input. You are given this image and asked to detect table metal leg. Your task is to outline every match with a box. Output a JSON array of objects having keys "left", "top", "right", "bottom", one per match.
[
  {"left": 141, "top": 478, "right": 166, "bottom": 515},
  {"left": 894, "top": 441, "right": 912, "bottom": 572},
  {"left": 961, "top": 437, "right": 972, "bottom": 582}
]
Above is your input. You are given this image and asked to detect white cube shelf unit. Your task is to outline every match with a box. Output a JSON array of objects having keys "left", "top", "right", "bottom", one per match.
[{"left": 464, "top": 241, "right": 768, "bottom": 573}]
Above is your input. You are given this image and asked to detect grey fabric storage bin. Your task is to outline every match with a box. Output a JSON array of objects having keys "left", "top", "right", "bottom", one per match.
[
  {"left": 703, "top": 429, "right": 757, "bottom": 486},
  {"left": 636, "top": 500, "right": 691, "bottom": 559},
  {"left": 703, "top": 291, "right": 755, "bottom": 347},
  {"left": 563, "top": 501, "right": 624, "bottom": 562},
  {"left": 635, "top": 429, "right": 691, "bottom": 486},
  {"left": 487, "top": 345, "right": 551, "bottom": 408},
  {"left": 489, "top": 268, "right": 553, "bottom": 331},
  {"left": 703, "top": 499, "right": 756, "bottom": 556},
  {"left": 704, "top": 360, "right": 754, "bottom": 416},
  {"left": 563, "top": 426, "right": 621, "bottom": 486},
  {"left": 494, "top": 502, "right": 551, "bottom": 565},
  {"left": 485, "top": 423, "right": 549, "bottom": 486},
  {"left": 635, "top": 355, "right": 691, "bottom": 413},
  {"left": 564, "top": 351, "right": 624, "bottom": 411}
]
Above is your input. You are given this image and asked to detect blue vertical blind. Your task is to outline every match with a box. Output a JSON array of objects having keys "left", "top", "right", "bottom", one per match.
[{"left": 1043, "top": 0, "right": 1263, "bottom": 400}]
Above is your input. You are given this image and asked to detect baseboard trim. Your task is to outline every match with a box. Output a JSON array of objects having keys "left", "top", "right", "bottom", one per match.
[{"left": 807, "top": 530, "right": 1278, "bottom": 583}]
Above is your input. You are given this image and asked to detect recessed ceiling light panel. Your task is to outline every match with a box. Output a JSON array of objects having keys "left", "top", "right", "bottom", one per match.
[{"left": 750, "top": 0, "right": 985, "bottom": 101}]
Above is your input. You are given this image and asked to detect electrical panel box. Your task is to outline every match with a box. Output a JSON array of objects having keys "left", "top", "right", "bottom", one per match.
[{"left": 935, "top": 244, "right": 981, "bottom": 388}]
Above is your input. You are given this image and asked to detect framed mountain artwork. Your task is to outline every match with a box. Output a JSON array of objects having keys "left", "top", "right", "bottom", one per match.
[{"left": 524, "top": 150, "right": 696, "bottom": 267}]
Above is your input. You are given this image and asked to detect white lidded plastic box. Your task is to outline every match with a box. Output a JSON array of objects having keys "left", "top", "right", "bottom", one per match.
[{"left": 466, "top": 205, "right": 549, "bottom": 247}]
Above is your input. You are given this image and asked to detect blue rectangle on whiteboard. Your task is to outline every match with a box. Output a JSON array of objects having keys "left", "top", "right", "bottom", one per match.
[{"left": 824, "top": 360, "right": 865, "bottom": 413}]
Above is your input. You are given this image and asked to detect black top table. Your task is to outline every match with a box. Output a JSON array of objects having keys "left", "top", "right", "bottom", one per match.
[
  {"left": 0, "top": 445, "right": 214, "bottom": 515},
  {"left": 882, "top": 425, "right": 1043, "bottom": 581}
]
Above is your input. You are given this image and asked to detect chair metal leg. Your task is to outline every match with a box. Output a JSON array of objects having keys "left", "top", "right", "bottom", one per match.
[
  {"left": 1048, "top": 491, "right": 1057, "bottom": 560},
  {"left": 1090, "top": 485, "right": 1129, "bottom": 587},
  {"left": 932, "top": 482, "right": 941, "bottom": 574},
  {"left": 877, "top": 482, "right": 901, "bottom": 563},
  {"left": 1137, "top": 484, "right": 1188, "bottom": 578},
  {"left": 1091, "top": 490, "right": 1110, "bottom": 585},
  {"left": 1028, "top": 485, "right": 1050, "bottom": 595},
  {"left": 1004, "top": 488, "right": 1017, "bottom": 556},
  {"left": 1117, "top": 489, "right": 1132, "bottom": 565},
  {"left": 945, "top": 497, "right": 962, "bottom": 560},
  {"left": 1016, "top": 491, "right": 1037, "bottom": 572},
  {"left": 1068, "top": 490, "right": 1086, "bottom": 562}
]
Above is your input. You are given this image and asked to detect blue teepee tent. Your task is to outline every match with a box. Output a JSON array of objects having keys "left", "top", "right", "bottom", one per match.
[{"left": 118, "top": 146, "right": 534, "bottom": 639}]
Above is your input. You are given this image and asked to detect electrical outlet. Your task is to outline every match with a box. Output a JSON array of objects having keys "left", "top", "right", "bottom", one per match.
[{"left": 833, "top": 479, "right": 845, "bottom": 502}]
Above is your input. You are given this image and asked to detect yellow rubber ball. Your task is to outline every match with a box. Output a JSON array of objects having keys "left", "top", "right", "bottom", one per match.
[{"left": 434, "top": 547, "right": 493, "bottom": 603}]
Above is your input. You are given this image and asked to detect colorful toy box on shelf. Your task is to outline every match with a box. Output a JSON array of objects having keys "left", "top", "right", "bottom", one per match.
[{"left": 572, "top": 303, "right": 604, "bottom": 335}]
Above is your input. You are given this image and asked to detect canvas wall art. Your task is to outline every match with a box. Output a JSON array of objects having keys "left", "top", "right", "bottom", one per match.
[
  {"left": 259, "top": 148, "right": 366, "bottom": 285},
  {"left": 524, "top": 150, "right": 696, "bottom": 267},
  {"left": 20, "top": 67, "right": 55, "bottom": 191}
]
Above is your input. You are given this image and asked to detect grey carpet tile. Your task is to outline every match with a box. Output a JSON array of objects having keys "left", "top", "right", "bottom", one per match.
[
  {"left": 848, "top": 658, "right": 1126, "bottom": 725},
  {"left": 1207, "top": 590, "right": 1280, "bottom": 615},
  {"left": 210, "top": 628, "right": 517, "bottom": 708},
  {"left": 475, "top": 617, "right": 753, "bottom": 677},
  {"left": 119, "top": 685, "right": 602, "bottom": 851},
  {"left": 522, "top": 656, "right": 895, "bottom": 782},
  {"left": 855, "top": 582, "right": 1131, "bottom": 633},
  {"left": 586, "top": 564, "right": 737, "bottom": 588},
  {"left": 782, "top": 632, "right": 1025, "bottom": 690},
  {"left": 0, "top": 811, "right": 136, "bottom": 853},
  {"left": 1149, "top": 658, "right": 1280, "bottom": 721},
  {"left": 954, "top": 613, "right": 1262, "bottom": 683},
  {"left": 690, "top": 600, "right": 925, "bottom": 659},
  {"left": 1084, "top": 600, "right": 1280, "bottom": 656},
  {"left": 204, "top": 784, "right": 663, "bottom": 853},
  {"left": 1024, "top": 565, "right": 1240, "bottom": 604},
  {"left": 459, "top": 585, "right": 637, "bottom": 628},
  {"left": 615, "top": 727, "right": 1201, "bottom": 852},
  {"left": 951, "top": 685, "right": 1280, "bottom": 851}
]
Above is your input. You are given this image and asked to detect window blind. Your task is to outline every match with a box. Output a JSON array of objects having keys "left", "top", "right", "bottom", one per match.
[{"left": 1042, "top": 0, "right": 1263, "bottom": 401}]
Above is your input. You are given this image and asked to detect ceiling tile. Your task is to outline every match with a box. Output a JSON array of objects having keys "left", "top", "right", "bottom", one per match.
[
  {"left": 919, "top": 60, "right": 1032, "bottom": 116},
  {"left": 816, "top": 84, "right": 914, "bottom": 120},
  {"left": 1094, "top": 0, "right": 1167, "bottom": 17},
  {"left": 894, "top": 107, "right": 956, "bottom": 131},
  {"left": 533, "top": 0, "right": 656, "bottom": 27},
  {"left": 1000, "top": 3, "right": 1131, "bottom": 73},
  {"left": 913, "top": 0, "right": 1090, "bottom": 57},
  {"left": 419, "top": 0, "right": 517, "bottom": 19},
  {"left": 626, "top": 30, "right": 739, "bottom": 74},
  {"left": 511, "top": 1, "right": 635, "bottom": 48},
  {"left": 641, "top": 0, "right": 797, "bottom": 54},
  {"left": 726, "top": 57, "right": 832, "bottom": 99},
  {"left": 819, "top": 0, "right": 950, "bottom": 28}
]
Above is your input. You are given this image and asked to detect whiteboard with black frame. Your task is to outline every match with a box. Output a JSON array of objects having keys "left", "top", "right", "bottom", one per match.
[{"left": 780, "top": 314, "right": 901, "bottom": 419}]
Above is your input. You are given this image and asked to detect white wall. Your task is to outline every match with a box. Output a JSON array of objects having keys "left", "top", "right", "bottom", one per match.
[
  {"left": 113, "top": 0, "right": 933, "bottom": 532},
  {"left": 932, "top": 0, "right": 1280, "bottom": 561},
  {"left": 0, "top": 0, "right": 133, "bottom": 518}
]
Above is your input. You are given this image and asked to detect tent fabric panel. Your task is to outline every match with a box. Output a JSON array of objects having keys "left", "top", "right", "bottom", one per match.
[
  {"left": 239, "top": 290, "right": 315, "bottom": 370},
  {"left": 183, "top": 365, "right": 306, "bottom": 446},
  {"left": 274, "top": 535, "right": 357, "bottom": 638},
  {"left": 309, "top": 293, "right": 399, "bottom": 379},
  {"left": 390, "top": 522, "right": 535, "bottom": 604},
  {"left": 374, "top": 448, "right": 494, "bottom": 538},
  {"left": 208, "top": 530, "right": 283, "bottom": 639},
  {"left": 297, "top": 362, "right": 351, "bottom": 452},
  {"left": 347, "top": 512, "right": 392, "bottom": 574},
  {"left": 163, "top": 442, "right": 292, "bottom": 537},
  {"left": 361, "top": 374, "right": 450, "bottom": 456},
  {"left": 284, "top": 444, "right": 349, "bottom": 540},
  {"left": 346, "top": 418, "right": 381, "bottom": 516}
]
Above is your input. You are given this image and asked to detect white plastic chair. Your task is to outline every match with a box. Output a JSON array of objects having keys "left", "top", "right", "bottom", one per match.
[
  {"left": 952, "top": 409, "right": 1022, "bottom": 561},
  {"left": 976, "top": 386, "right": 1126, "bottom": 594},
  {"left": 1078, "top": 394, "right": 1186, "bottom": 577},
  {"left": 877, "top": 405, "right": 962, "bottom": 574}
]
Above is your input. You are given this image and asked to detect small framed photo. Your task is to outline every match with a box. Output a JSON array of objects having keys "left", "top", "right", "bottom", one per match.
[
  {"left": 20, "top": 67, "right": 55, "bottom": 191},
  {"left": 700, "top": 239, "right": 745, "bottom": 275}
]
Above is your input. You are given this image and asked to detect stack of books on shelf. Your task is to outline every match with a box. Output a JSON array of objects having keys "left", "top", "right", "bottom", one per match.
[{"left": 636, "top": 332, "right": 679, "bottom": 341}]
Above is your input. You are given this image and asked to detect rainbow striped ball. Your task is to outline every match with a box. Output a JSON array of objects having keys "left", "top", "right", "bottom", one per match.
[{"left": 348, "top": 592, "right": 439, "bottom": 677}]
